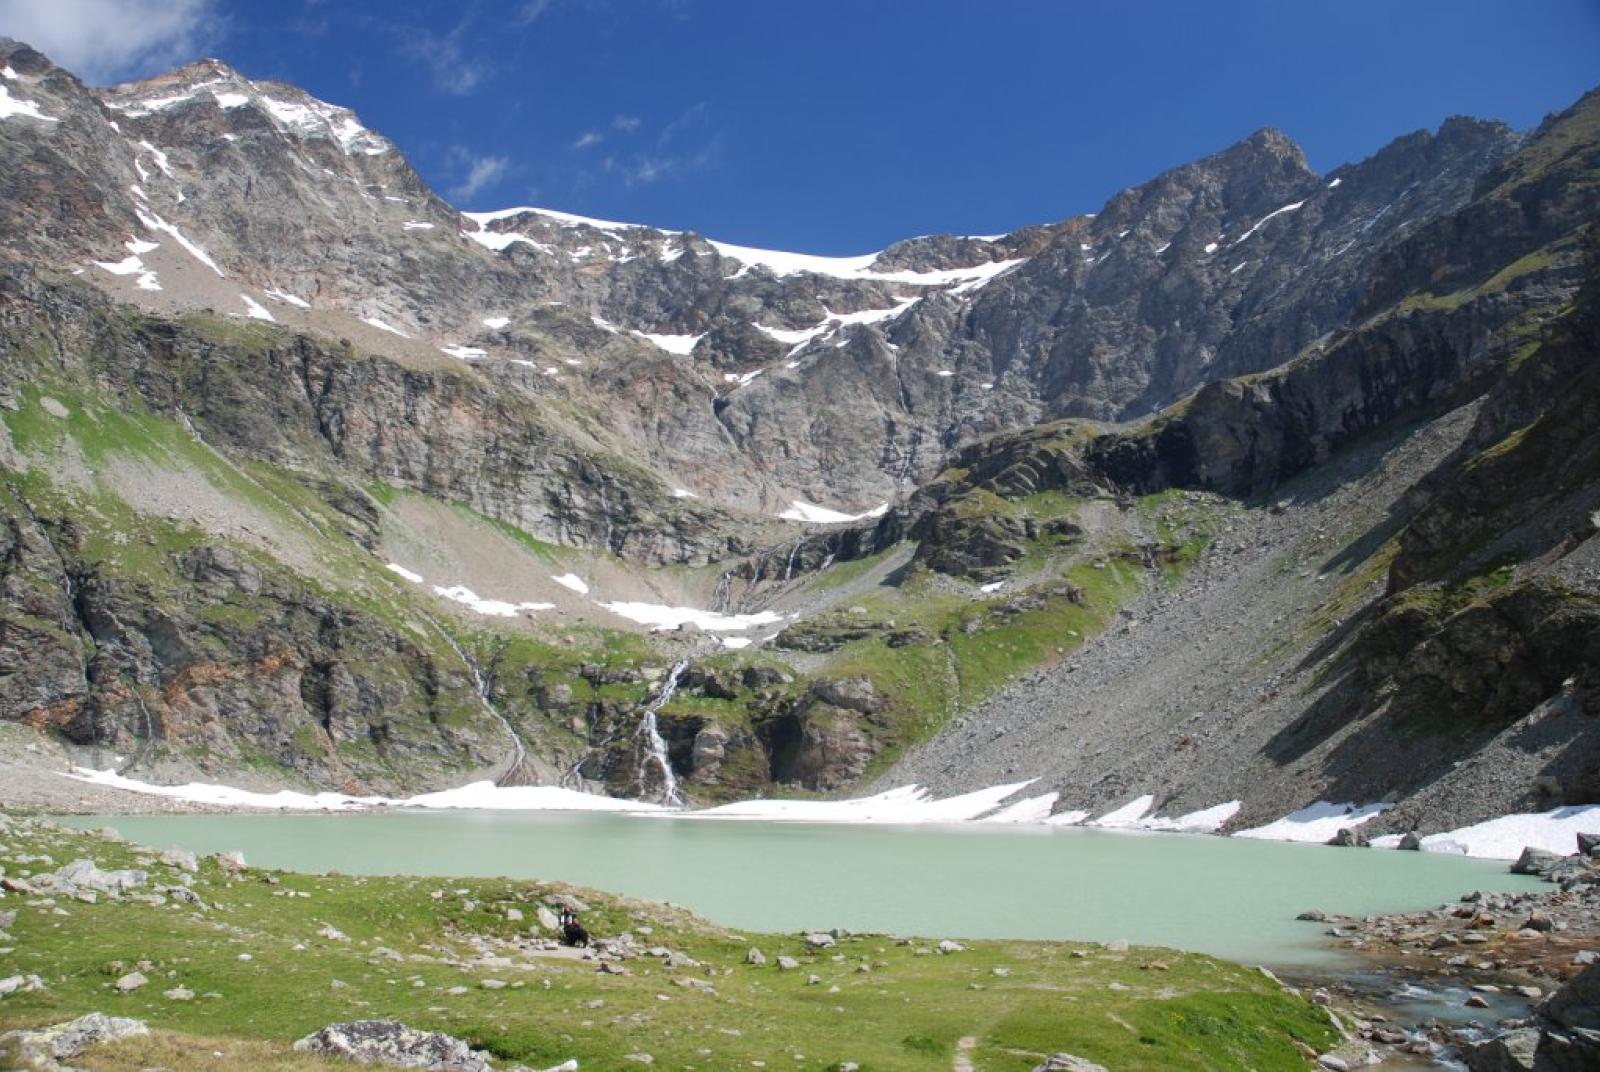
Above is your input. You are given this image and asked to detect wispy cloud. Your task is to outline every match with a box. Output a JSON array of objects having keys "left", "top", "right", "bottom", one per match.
[
  {"left": 394, "top": 17, "right": 488, "bottom": 96},
  {"left": 0, "top": 0, "right": 220, "bottom": 84},
  {"left": 556, "top": 103, "right": 721, "bottom": 196},
  {"left": 618, "top": 141, "right": 719, "bottom": 187},
  {"left": 656, "top": 101, "right": 709, "bottom": 147},
  {"left": 448, "top": 151, "right": 511, "bottom": 202},
  {"left": 514, "top": 0, "right": 556, "bottom": 24}
]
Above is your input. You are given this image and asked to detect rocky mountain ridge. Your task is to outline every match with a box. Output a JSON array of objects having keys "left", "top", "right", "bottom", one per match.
[{"left": 3, "top": 35, "right": 1599, "bottom": 833}]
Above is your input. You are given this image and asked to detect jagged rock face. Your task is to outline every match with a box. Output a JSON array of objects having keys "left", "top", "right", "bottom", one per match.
[
  {"left": 0, "top": 489, "right": 503, "bottom": 793},
  {"left": 6, "top": 32, "right": 1600, "bottom": 820},
  {"left": 0, "top": 37, "right": 1537, "bottom": 525},
  {"left": 882, "top": 89, "right": 1600, "bottom": 828}
]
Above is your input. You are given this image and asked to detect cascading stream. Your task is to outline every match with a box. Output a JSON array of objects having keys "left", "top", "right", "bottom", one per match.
[
  {"left": 783, "top": 539, "right": 803, "bottom": 582},
  {"left": 635, "top": 658, "right": 689, "bottom": 806},
  {"left": 710, "top": 570, "right": 734, "bottom": 613},
  {"left": 435, "top": 629, "right": 535, "bottom": 787}
]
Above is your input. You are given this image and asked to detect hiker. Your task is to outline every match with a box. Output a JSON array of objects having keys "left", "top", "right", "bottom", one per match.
[{"left": 560, "top": 907, "right": 589, "bottom": 948}]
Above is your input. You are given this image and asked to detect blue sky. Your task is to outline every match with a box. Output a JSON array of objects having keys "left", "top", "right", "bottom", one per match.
[{"left": 6, "top": 0, "right": 1600, "bottom": 253}]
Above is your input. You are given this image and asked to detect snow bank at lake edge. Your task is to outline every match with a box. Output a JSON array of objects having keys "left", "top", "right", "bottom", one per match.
[{"left": 55, "top": 766, "right": 1597, "bottom": 859}]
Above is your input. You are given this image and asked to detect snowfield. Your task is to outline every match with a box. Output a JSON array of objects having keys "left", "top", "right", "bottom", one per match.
[
  {"left": 47, "top": 764, "right": 1600, "bottom": 858},
  {"left": 779, "top": 500, "right": 890, "bottom": 524}
]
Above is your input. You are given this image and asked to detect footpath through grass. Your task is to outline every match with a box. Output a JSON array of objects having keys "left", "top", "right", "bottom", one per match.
[{"left": 0, "top": 815, "right": 1337, "bottom": 1070}]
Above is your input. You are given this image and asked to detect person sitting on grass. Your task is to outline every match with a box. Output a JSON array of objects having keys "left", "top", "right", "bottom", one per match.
[{"left": 559, "top": 907, "right": 589, "bottom": 948}]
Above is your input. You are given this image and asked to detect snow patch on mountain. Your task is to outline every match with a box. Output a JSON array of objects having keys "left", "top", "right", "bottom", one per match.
[
  {"left": 1234, "top": 801, "right": 1391, "bottom": 843},
  {"left": 599, "top": 602, "right": 783, "bottom": 633},
  {"left": 1232, "top": 200, "right": 1307, "bottom": 246},
  {"left": 266, "top": 288, "right": 310, "bottom": 308},
  {"left": 433, "top": 584, "right": 554, "bottom": 618},
  {"left": 551, "top": 573, "right": 589, "bottom": 594},
  {"left": 132, "top": 205, "right": 223, "bottom": 276},
  {"left": 362, "top": 316, "right": 409, "bottom": 338},
  {"left": 0, "top": 83, "right": 57, "bottom": 122},
  {"left": 632, "top": 331, "right": 703, "bottom": 355},
  {"left": 239, "top": 294, "right": 275, "bottom": 321},
  {"left": 779, "top": 501, "right": 889, "bottom": 524}
]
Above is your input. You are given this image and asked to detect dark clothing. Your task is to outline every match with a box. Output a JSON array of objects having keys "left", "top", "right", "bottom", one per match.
[{"left": 558, "top": 909, "right": 589, "bottom": 947}]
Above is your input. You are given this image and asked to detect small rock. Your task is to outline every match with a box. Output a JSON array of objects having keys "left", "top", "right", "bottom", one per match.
[
  {"left": 745, "top": 947, "right": 767, "bottom": 966},
  {"left": 776, "top": 956, "right": 800, "bottom": 971},
  {"left": 0, "top": 973, "right": 47, "bottom": 997},
  {"left": 114, "top": 971, "right": 148, "bottom": 993},
  {"left": 936, "top": 939, "right": 965, "bottom": 954},
  {"left": 164, "top": 987, "right": 195, "bottom": 1001}
]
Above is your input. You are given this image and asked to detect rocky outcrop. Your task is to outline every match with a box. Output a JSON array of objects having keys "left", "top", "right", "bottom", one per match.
[
  {"left": 763, "top": 678, "right": 885, "bottom": 790},
  {"left": 1462, "top": 965, "right": 1600, "bottom": 1071},
  {"left": 293, "top": 1020, "right": 495, "bottom": 1071},
  {"left": 0, "top": 1012, "right": 149, "bottom": 1071},
  {"left": 0, "top": 37, "right": 1545, "bottom": 513}
]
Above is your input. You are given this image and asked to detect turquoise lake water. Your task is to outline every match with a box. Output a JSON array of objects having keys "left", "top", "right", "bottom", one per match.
[{"left": 66, "top": 810, "right": 1541, "bottom": 966}]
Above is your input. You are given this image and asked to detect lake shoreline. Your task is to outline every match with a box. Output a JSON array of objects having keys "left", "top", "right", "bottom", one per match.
[{"left": 11, "top": 808, "right": 1598, "bottom": 1069}]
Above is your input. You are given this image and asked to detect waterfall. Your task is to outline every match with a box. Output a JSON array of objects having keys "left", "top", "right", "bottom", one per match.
[
  {"left": 597, "top": 478, "right": 615, "bottom": 555},
  {"left": 438, "top": 630, "right": 534, "bottom": 786},
  {"left": 710, "top": 570, "right": 734, "bottom": 613},
  {"left": 635, "top": 658, "right": 689, "bottom": 806},
  {"left": 783, "top": 539, "right": 804, "bottom": 582}
]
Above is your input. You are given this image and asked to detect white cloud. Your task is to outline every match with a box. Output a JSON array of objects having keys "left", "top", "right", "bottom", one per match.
[
  {"left": 611, "top": 113, "right": 640, "bottom": 132},
  {"left": 572, "top": 130, "right": 603, "bottom": 150},
  {"left": 395, "top": 17, "right": 487, "bottom": 96},
  {"left": 448, "top": 152, "right": 510, "bottom": 202},
  {"left": 0, "top": 0, "right": 219, "bottom": 84}
]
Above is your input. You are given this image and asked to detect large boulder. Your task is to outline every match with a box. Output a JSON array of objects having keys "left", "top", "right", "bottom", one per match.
[
  {"left": 1539, "top": 964, "right": 1600, "bottom": 1033},
  {"left": 1327, "top": 827, "right": 1370, "bottom": 848},
  {"left": 0, "top": 1012, "right": 148, "bottom": 1068},
  {"left": 808, "top": 677, "right": 884, "bottom": 715},
  {"left": 53, "top": 858, "right": 148, "bottom": 894},
  {"left": 689, "top": 722, "right": 731, "bottom": 780},
  {"left": 1511, "top": 847, "right": 1562, "bottom": 875},
  {"left": 1460, "top": 1028, "right": 1539, "bottom": 1072},
  {"left": 292, "top": 1020, "right": 493, "bottom": 1071}
]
